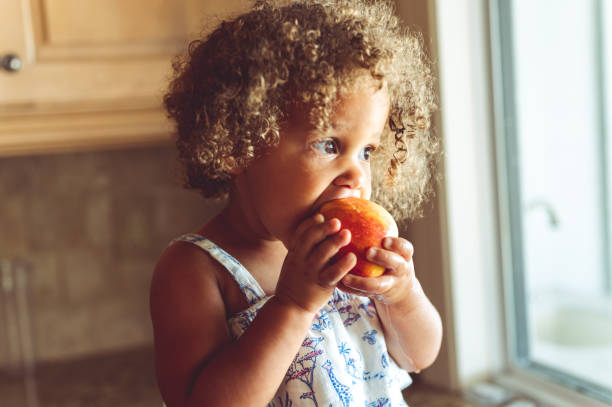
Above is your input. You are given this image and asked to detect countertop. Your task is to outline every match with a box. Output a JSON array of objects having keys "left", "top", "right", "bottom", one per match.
[
  {"left": 0, "top": 346, "right": 479, "bottom": 407},
  {"left": 0, "top": 346, "right": 161, "bottom": 407}
]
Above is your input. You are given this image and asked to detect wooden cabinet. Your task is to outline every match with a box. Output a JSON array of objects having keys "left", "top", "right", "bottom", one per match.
[{"left": 0, "top": 0, "right": 250, "bottom": 155}]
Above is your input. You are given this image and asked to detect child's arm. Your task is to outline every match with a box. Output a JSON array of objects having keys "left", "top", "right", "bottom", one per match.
[
  {"left": 337, "top": 238, "right": 442, "bottom": 372},
  {"left": 150, "top": 215, "right": 355, "bottom": 407},
  {"left": 371, "top": 279, "right": 443, "bottom": 373},
  {"left": 150, "top": 249, "right": 312, "bottom": 407}
]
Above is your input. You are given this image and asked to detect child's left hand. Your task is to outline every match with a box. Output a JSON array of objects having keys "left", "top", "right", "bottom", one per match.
[{"left": 337, "top": 237, "right": 420, "bottom": 306}]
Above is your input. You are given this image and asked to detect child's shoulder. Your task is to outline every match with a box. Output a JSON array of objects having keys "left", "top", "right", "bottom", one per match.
[
  {"left": 149, "top": 239, "right": 237, "bottom": 404},
  {"left": 151, "top": 241, "right": 215, "bottom": 290},
  {"left": 151, "top": 238, "right": 223, "bottom": 307},
  {"left": 155, "top": 236, "right": 217, "bottom": 276},
  {"left": 150, "top": 233, "right": 251, "bottom": 318}
]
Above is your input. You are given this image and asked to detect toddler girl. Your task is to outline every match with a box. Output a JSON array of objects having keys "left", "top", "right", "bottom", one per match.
[{"left": 150, "top": 1, "right": 442, "bottom": 406}]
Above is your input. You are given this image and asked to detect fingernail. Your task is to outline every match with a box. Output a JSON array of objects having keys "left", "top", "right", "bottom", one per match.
[
  {"left": 367, "top": 247, "right": 376, "bottom": 258},
  {"left": 383, "top": 237, "right": 392, "bottom": 248},
  {"left": 314, "top": 214, "right": 324, "bottom": 223}
]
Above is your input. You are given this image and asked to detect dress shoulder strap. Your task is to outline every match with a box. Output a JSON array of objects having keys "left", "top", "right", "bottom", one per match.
[{"left": 170, "top": 233, "right": 266, "bottom": 305}]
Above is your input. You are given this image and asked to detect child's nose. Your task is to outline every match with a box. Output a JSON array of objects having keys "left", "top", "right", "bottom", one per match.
[{"left": 333, "top": 158, "right": 366, "bottom": 190}]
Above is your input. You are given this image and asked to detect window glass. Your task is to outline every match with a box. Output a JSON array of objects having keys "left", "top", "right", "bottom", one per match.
[{"left": 496, "top": 0, "right": 612, "bottom": 401}]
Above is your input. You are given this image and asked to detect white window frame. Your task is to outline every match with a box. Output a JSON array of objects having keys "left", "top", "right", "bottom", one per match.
[{"left": 423, "top": 0, "right": 612, "bottom": 405}]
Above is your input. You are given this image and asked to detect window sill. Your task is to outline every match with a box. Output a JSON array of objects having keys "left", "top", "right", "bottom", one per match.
[{"left": 495, "top": 370, "right": 612, "bottom": 407}]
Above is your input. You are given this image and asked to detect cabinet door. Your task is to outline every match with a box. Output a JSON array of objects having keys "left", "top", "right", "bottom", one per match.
[{"left": 0, "top": 0, "right": 250, "bottom": 155}]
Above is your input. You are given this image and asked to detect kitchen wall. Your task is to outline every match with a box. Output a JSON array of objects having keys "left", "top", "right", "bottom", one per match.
[
  {"left": 0, "top": 146, "right": 223, "bottom": 364},
  {"left": 393, "top": 0, "right": 455, "bottom": 389}
]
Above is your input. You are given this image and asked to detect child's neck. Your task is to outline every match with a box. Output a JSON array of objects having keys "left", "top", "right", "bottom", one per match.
[{"left": 198, "top": 200, "right": 287, "bottom": 295}]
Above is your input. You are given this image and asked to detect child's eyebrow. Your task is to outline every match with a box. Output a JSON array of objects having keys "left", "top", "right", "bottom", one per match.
[{"left": 331, "top": 133, "right": 383, "bottom": 148}]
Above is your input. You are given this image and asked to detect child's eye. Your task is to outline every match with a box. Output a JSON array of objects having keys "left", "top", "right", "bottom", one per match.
[
  {"left": 359, "top": 145, "right": 377, "bottom": 161},
  {"left": 312, "top": 139, "right": 339, "bottom": 155}
]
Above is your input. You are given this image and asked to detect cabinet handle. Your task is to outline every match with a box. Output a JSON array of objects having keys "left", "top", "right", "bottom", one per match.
[{"left": 1, "top": 54, "right": 23, "bottom": 73}]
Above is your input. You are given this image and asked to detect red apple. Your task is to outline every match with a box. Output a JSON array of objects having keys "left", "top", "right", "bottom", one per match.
[{"left": 319, "top": 197, "right": 398, "bottom": 277}]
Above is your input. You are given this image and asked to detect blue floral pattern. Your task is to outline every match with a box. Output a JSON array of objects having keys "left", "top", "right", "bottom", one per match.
[{"left": 173, "top": 234, "right": 411, "bottom": 406}]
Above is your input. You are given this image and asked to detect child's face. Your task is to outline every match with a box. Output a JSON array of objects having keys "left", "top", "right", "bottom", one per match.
[{"left": 235, "top": 81, "right": 390, "bottom": 246}]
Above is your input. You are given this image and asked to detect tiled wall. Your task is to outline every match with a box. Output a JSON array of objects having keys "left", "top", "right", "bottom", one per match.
[{"left": 0, "top": 146, "right": 223, "bottom": 364}]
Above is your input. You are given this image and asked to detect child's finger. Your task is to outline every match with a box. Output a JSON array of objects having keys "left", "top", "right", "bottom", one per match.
[
  {"left": 292, "top": 217, "right": 341, "bottom": 258},
  {"left": 364, "top": 246, "right": 408, "bottom": 275},
  {"left": 318, "top": 252, "right": 356, "bottom": 287},
  {"left": 296, "top": 213, "right": 324, "bottom": 237},
  {"left": 381, "top": 237, "right": 414, "bottom": 261},
  {"left": 289, "top": 213, "right": 325, "bottom": 250},
  {"left": 340, "top": 273, "right": 394, "bottom": 295},
  {"left": 308, "top": 228, "right": 351, "bottom": 269},
  {"left": 298, "top": 218, "right": 341, "bottom": 254}
]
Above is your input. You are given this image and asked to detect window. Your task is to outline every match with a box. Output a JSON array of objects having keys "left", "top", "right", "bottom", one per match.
[{"left": 491, "top": 0, "right": 612, "bottom": 403}]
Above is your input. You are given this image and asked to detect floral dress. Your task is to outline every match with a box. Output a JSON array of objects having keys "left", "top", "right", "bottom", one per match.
[{"left": 173, "top": 233, "right": 412, "bottom": 407}]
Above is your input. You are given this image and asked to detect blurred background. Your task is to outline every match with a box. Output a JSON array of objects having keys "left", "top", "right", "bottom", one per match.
[{"left": 1, "top": 0, "right": 611, "bottom": 406}]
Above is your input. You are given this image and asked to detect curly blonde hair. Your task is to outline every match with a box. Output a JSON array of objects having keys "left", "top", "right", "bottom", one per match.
[{"left": 164, "top": 0, "right": 439, "bottom": 220}]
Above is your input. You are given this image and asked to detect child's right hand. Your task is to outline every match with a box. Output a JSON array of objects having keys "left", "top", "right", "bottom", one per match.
[{"left": 275, "top": 214, "right": 356, "bottom": 314}]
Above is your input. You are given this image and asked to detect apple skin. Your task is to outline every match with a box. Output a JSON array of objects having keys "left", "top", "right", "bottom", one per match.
[{"left": 319, "top": 197, "right": 398, "bottom": 277}]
